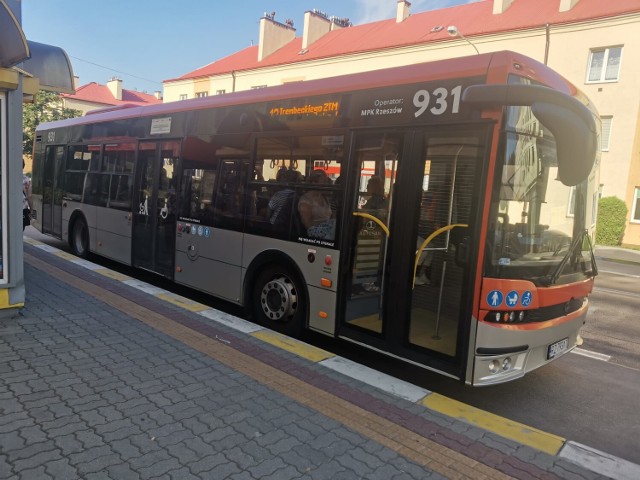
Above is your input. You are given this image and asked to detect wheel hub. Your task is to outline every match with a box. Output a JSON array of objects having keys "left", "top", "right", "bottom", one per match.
[{"left": 260, "top": 276, "right": 298, "bottom": 321}]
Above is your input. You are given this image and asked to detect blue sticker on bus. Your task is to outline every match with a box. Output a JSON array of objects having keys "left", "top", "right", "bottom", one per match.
[
  {"left": 203, "top": 227, "right": 211, "bottom": 238},
  {"left": 487, "top": 290, "right": 503, "bottom": 307},
  {"left": 506, "top": 291, "right": 519, "bottom": 307},
  {"left": 521, "top": 290, "right": 532, "bottom": 307}
]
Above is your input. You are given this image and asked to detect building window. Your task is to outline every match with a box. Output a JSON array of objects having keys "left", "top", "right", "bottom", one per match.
[
  {"left": 195, "top": 91, "right": 208, "bottom": 98},
  {"left": 586, "top": 47, "right": 622, "bottom": 83},
  {"left": 632, "top": 188, "right": 640, "bottom": 223},
  {"left": 600, "top": 116, "right": 612, "bottom": 151},
  {"left": 216, "top": 89, "right": 226, "bottom": 95},
  {"left": 251, "top": 85, "right": 267, "bottom": 90},
  {"left": 179, "top": 94, "right": 187, "bottom": 101}
]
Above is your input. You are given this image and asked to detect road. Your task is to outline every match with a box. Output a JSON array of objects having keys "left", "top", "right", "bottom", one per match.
[
  {"left": 405, "top": 256, "right": 640, "bottom": 465},
  {"left": 23, "top": 229, "right": 640, "bottom": 465}
]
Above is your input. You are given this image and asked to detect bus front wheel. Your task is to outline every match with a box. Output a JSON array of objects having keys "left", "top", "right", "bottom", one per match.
[
  {"left": 251, "top": 264, "right": 306, "bottom": 337},
  {"left": 70, "top": 217, "right": 89, "bottom": 258}
]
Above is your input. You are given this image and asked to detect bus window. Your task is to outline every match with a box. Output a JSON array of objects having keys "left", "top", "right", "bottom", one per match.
[
  {"left": 180, "top": 166, "right": 217, "bottom": 225},
  {"left": 249, "top": 135, "right": 344, "bottom": 242},
  {"left": 214, "top": 160, "right": 249, "bottom": 230},
  {"left": 65, "top": 145, "right": 99, "bottom": 202}
]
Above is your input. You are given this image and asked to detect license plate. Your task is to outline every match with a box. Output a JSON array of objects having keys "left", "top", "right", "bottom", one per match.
[{"left": 547, "top": 337, "right": 569, "bottom": 359}]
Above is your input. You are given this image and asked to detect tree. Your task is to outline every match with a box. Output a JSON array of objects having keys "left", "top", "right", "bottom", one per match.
[{"left": 23, "top": 91, "right": 81, "bottom": 157}]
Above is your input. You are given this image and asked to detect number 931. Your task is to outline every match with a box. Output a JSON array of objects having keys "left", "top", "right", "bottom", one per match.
[{"left": 413, "top": 85, "right": 462, "bottom": 118}]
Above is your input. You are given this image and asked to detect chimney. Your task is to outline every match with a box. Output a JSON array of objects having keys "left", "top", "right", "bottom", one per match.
[
  {"left": 397, "top": 0, "right": 411, "bottom": 23},
  {"left": 559, "top": 0, "right": 579, "bottom": 12},
  {"left": 302, "top": 10, "right": 332, "bottom": 49},
  {"left": 258, "top": 13, "right": 296, "bottom": 62},
  {"left": 154, "top": 91, "right": 162, "bottom": 100},
  {"left": 73, "top": 76, "right": 80, "bottom": 90},
  {"left": 493, "top": 0, "right": 514, "bottom": 14},
  {"left": 107, "top": 77, "right": 122, "bottom": 101}
]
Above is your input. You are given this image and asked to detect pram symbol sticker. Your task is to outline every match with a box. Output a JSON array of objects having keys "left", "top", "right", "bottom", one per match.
[{"left": 506, "top": 291, "right": 519, "bottom": 307}]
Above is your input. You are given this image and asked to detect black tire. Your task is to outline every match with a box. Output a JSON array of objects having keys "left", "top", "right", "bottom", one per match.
[
  {"left": 251, "top": 264, "right": 306, "bottom": 337},
  {"left": 70, "top": 217, "right": 89, "bottom": 258}
]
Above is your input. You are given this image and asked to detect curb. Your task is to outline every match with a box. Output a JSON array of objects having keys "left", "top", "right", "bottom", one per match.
[{"left": 24, "top": 236, "right": 640, "bottom": 480}]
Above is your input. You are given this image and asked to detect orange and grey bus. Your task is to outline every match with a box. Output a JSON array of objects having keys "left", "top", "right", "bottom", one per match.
[{"left": 32, "top": 51, "right": 600, "bottom": 385}]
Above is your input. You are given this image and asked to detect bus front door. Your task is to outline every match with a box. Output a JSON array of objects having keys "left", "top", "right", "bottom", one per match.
[
  {"left": 132, "top": 141, "right": 180, "bottom": 278},
  {"left": 41, "top": 145, "right": 64, "bottom": 238},
  {"left": 341, "top": 127, "right": 484, "bottom": 380}
]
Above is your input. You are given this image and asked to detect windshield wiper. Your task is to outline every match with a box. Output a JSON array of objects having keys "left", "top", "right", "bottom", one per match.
[{"left": 539, "top": 230, "right": 593, "bottom": 286}]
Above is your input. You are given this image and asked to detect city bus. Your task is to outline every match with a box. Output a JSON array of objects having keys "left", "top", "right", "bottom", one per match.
[{"left": 31, "top": 51, "right": 600, "bottom": 385}]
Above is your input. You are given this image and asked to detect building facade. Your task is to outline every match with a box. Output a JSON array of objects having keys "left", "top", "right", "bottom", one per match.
[{"left": 163, "top": 0, "right": 640, "bottom": 246}]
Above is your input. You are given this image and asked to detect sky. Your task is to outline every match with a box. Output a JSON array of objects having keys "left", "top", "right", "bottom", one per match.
[{"left": 20, "top": 0, "right": 476, "bottom": 95}]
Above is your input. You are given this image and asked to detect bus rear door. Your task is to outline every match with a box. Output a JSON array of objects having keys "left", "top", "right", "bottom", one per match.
[{"left": 132, "top": 140, "right": 180, "bottom": 278}]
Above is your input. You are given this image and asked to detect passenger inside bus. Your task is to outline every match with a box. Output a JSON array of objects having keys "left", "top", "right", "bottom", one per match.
[
  {"left": 268, "top": 168, "right": 297, "bottom": 226},
  {"left": 298, "top": 169, "right": 335, "bottom": 240},
  {"left": 363, "top": 176, "right": 388, "bottom": 210}
]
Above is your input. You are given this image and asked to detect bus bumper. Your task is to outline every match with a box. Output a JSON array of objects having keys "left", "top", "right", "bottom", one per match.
[{"left": 471, "top": 302, "right": 588, "bottom": 386}]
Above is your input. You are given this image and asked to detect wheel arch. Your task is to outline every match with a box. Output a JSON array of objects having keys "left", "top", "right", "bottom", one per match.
[
  {"left": 68, "top": 210, "right": 89, "bottom": 253},
  {"left": 243, "top": 249, "right": 309, "bottom": 321}
]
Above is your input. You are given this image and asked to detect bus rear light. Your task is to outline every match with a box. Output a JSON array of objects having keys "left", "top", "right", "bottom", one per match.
[
  {"left": 176, "top": 266, "right": 183, "bottom": 272},
  {"left": 321, "top": 278, "right": 332, "bottom": 288},
  {"left": 319, "top": 311, "right": 328, "bottom": 319},
  {"left": 325, "top": 255, "right": 332, "bottom": 266}
]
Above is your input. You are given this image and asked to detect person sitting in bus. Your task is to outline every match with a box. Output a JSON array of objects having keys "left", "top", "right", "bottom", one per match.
[
  {"left": 363, "top": 175, "right": 387, "bottom": 211},
  {"left": 268, "top": 168, "right": 297, "bottom": 225},
  {"left": 298, "top": 169, "right": 335, "bottom": 240}
]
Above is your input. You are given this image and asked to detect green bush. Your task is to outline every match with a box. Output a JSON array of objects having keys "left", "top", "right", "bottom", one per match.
[{"left": 595, "top": 196, "right": 628, "bottom": 246}]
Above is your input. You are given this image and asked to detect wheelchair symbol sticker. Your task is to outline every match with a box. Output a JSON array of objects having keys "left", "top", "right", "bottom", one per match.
[
  {"left": 487, "top": 290, "right": 503, "bottom": 307},
  {"left": 521, "top": 291, "right": 532, "bottom": 307}
]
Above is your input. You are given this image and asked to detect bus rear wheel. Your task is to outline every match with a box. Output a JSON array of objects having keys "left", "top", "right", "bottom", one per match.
[
  {"left": 70, "top": 217, "right": 89, "bottom": 258},
  {"left": 252, "top": 264, "right": 306, "bottom": 337}
]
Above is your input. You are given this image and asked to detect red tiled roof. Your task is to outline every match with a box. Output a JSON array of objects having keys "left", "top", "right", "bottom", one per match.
[
  {"left": 168, "top": 0, "right": 640, "bottom": 82},
  {"left": 62, "top": 82, "right": 162, "bottom": 106}
]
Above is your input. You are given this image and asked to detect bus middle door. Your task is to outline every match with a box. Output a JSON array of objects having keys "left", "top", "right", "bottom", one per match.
[{"left": 132, "top": 140, "right": 180, "bottom": 278}]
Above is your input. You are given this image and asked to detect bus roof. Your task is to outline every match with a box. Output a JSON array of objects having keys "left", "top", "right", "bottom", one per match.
[{"left": 37, "top": 51, "right": 573, "bottom": 132}]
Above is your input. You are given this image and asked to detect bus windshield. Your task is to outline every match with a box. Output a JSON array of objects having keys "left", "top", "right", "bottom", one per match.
[{"left": 485, "top": 103, "right": 597, "bottom": 286}]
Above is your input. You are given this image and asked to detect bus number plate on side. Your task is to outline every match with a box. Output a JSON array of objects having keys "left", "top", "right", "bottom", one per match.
[{"left": 547, "top": 337, "right": 569, "bottom": 360}]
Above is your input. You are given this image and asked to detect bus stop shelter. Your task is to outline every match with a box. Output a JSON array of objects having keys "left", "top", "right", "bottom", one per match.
[{"left": 0, "top": 0, "right": 74, "bottom": 314}]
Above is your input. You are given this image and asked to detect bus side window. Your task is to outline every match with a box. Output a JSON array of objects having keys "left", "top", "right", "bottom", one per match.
[{"left": 213, "top": 160, "right": 246, "bottom": 230}]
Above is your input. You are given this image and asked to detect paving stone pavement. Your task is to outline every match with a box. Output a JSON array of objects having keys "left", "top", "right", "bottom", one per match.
[{"left": 0, "top": 243, "right": 627, "bottom": 479}]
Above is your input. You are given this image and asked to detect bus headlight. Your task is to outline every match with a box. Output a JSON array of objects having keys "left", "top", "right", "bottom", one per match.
[
  {"left": 502, "top": 357, "right": 512, "bottom": 371},
  {"left": 488, "top": 360, "right": 500, "bottom": 373}
]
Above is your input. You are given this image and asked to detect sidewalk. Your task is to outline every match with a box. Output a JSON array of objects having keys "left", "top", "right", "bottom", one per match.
[
  {"left": 1, "top": 239, "right": 638, "bottom": 479},
  {"left": 594, "top": 245, "right": 640, "bottom": 266}
]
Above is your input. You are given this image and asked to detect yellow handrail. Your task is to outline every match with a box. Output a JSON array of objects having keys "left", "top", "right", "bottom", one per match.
[
  {"left": 413, "top": 224, "right": 468, "bottom": 289},
  {"left": 352, "top": 212, "right": 390, "bottom": 237}
]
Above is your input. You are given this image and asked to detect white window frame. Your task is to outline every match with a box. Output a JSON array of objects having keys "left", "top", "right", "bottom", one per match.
[
  {"left": 632, "top": 188, "right": 640, "bottom": 224},
  {"left": 586, "top": 46, "right": 622, "bottom": 84},
  {"left": 600, "top": 116, "right": 612, "bottom": 152},
  {"left": 195, "top": 91, "right": 208, "bottom": 98},
  {"left": 0, "top": 93, "right": 7, "bottom": 284},
  {"left": 179, "top": 94, "right": 188, "bottom": 101},
  {"left": 216, "top": 89, "right": 226, "bottom": 95}
]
